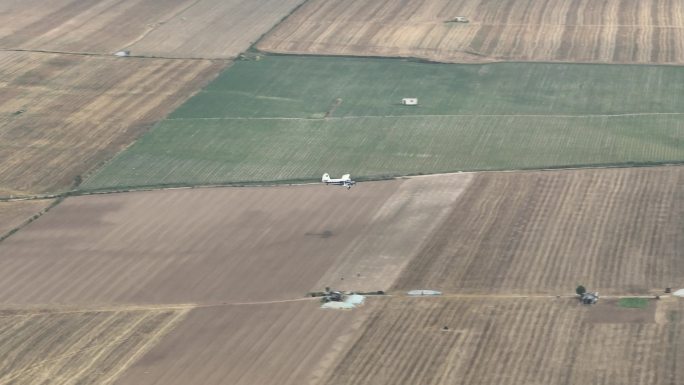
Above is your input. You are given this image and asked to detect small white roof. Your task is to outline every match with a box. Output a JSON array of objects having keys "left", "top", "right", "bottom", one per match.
[
  {"left": 673, "top": 289, "right": 684, "bottom": 297},
  {"left": 407, "top": 290, "right": 442, "bottom": 296}
]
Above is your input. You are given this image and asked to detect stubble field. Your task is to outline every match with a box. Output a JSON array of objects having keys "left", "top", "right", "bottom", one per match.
[
  {"left": 0, "top": 306, "right": 188, "bottom": 385},
  {"left": 82, "top": 55, "right": 684, "bottom": 191},
  {"left": 259, "top": 0, "right": 684, "bottom": 64},
  {"left": 323, "top": 296, "right": 684, "bottom": 385},
  {"left": 0, "top": 0, "right": 303, "bottom": 58},
  {"left": 394, "top": 166, "right": 684, "bottom": 295},
  {"left": 0, "top": 51, "right": 223, "bottom": 195}
]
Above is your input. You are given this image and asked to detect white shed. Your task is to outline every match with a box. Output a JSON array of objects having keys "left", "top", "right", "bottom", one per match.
[{"left": 401, "top": 98, "right": 418, "bottom": 105}]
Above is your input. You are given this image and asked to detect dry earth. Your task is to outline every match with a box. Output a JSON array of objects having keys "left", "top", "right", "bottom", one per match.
[
  {"left": 0, "top": 306, "right": 188, "bottom": 385},
  {"left": 113, "top": 301, "right": 376, "bottom": 385},
  {"left": 258, "top": 0, "right": 684, "bottom": 64},
  {"left": 0, "top": 51, "right": 223, "bottom": 195},
  {"left": 323, "top": 296, "right": 684, "bottom": 385},
  {"left": 0, "top": 0, "right": 303, "bottom": 58},
  {"left": 394, "top": 166, "right": 684, "bottom": 295},
  {"left": 0, "top": 174, "right": 472, "bottom": 305},
  {"left": 0, "top": 199, "right": 53, "bottom": 238}
]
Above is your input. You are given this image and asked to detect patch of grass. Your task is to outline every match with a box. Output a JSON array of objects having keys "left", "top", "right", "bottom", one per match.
[
  {"left": 618, "top": 298, "right": 649, "bottom": 309},
  {"left": 82, "top": 55, "right": 684, "bottom": 190}
]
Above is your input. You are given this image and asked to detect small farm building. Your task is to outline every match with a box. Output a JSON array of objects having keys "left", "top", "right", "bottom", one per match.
[{"left": 401, "top": 98, "right": 418, "bottom": 105}]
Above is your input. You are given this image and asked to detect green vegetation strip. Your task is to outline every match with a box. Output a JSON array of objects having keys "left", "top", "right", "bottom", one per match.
[
  {"left": 617, "top": 298, "right": 649, "bottom": 308},
  {"left": 83, "top": 55, "right": 684, "bottom": 190}
]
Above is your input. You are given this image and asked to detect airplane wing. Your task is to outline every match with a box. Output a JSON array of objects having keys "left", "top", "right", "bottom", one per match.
[{"left": 341, "top": 174, "right": 351, "bottom": 181}]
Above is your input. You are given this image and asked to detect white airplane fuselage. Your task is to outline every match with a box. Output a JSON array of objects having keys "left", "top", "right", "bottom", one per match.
[{"left": 322, "top": 173, "right": 356, "bottom": 189}]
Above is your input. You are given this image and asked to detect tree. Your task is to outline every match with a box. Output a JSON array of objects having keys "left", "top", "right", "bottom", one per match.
[{"left": 576, "top": 285, "right": 586, "bottom": 296}]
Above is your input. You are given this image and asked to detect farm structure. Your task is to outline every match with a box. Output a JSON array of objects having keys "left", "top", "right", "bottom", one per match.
[
  {"left": 0, "top": 0, "right": 304, "bottom": 58},
  {"left": 394, "top": 166, "right": 684, "bottom": 295},
  {"left": 82, "top": 55, "right": 684, "bottom": 191},
  {"left": 323, "top": 297, "right": 684, "bottom": 385},
  {"left": 259, "top": 0, "right": 684, "bottom": 64},
  {"left": 0, "top": 51, "right": 224, "bottom": 196}
]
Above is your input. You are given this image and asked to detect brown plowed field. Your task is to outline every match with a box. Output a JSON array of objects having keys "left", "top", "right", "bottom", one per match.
[
  {"left": 0, "top": 52, "right": 223, "bottom": 195},
  {"left": 324, "top": 296, "right": 684, "bottom": 385},
  {"left": 113, "top": 301, "right": 376, "bottom": 385},
  {"left": 0, "top": 199, "right": 53, "bottom": 237},
  {"left": 0, "top": 306, "right": 187, "bottom": 385},
  {"left": 0, "top": 174, "right": 472, "bottom": 305},
  {"left": 258, "top": 0, "right": 684, "bottom": 64},
  {"left": 394, "top": 167, "right": 684, "bottom": 295},
  {"left": 0, "top": 0, "right": 303, "bottom": 58}
]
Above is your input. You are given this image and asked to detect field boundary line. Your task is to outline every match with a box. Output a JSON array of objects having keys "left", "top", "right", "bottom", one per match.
[
  {"left": 0, "top": 48, "right": 230, "bottom": 62},
  {"left": 167, "top": 112, "right": 684, "bottom": 121}
]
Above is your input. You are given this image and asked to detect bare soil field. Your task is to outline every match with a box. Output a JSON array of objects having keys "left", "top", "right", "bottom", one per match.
[
  {"left": 0, "top": 199, "right": 53, "bottom": 238},
  {"left": 0, "top": 306, "right": 187, "bottom": 385},
  {"left": 113, "top": 301, "right": 376, "bottom": 385},
  {"left": 258, "top": 0, "right": 684, "bottom": 64},
  {"left": 0, "top": 0, "right": 303, "bottom": 58},
  {"left": 323, "top": 296, "right": 684, "bottom": 385},
  {"left": 0, "top": 174, "right": 471, "bottom": 305},
  {"left": 0, "top": 51, "right": 223, "bottom": 195},
  {"left": 394, "top": 166, "right": 684, "bottom": 295}
]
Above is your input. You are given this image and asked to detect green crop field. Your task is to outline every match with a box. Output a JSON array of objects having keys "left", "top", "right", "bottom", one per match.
[{"left": 82, "top": 55, "right": 684, "bottom": 190}]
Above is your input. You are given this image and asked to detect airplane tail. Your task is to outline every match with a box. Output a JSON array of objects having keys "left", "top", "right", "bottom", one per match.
[{"left": 322, "top": 173, "right": 331, "bottom": 182}]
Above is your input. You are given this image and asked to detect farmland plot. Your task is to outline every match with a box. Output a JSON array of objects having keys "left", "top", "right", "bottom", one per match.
[
  {"left": 0, "top": 51, "right": 223, "bottom": 195},
  {"left": 0, "top": 0, "right": 303, "bottom": 58},
  {"left": 0, "top": 174, "right": 471, "bottom": 305},
  {"left": 0, "top": 199, "right": 52, "bottom": 238},
  {"left": 259, "top": 0, "right": 684, "bottom": 64},
  {"left": 83, "top": 55, "right": 684, "bottom": 190},
  {"left": 0, "top": 306, "right": 187, "bottom": 385},
  {"left": 324, "top": 297, "right": 684, "bottom": 385},
  {"left": 394, "top": 167, "right": 684, "bottom": 295},
  {"left": 113, "top": 302, "right": 376, "bottom": 385}
]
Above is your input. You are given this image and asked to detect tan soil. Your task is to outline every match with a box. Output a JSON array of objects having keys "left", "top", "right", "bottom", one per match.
[
  {"left": 393, "top": 167, "right": 684, "bottom": 295},
  {"left": 0, "top": 0, "right": 304, "bottom": 58},
  {"left": 258, "top": 0, "right": 684, "bottom": 64},
  {"left": 0, "top": 51, "right": 224, "bottom": 195}
]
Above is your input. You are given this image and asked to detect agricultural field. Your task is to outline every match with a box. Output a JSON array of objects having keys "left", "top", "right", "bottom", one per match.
[
  {"left": 0, "top": 199, "right": 53, "bottom": 238},
  {"left": 0, "top": 306, "right": 187, "bottom": 385},
  {"left": 0, "top": 51, "right": 223, "bottom": 196},
  {"left": 113, "top": 302, "right": 376, "bottom": 385},
  {"left": 0, "top": 174, "right": 471, "bottom": 305},
  {"left": 323, "top": 296, "right": 684, "bottom": 385},
  {"left": 394, "top": 166, "right": 684, "bottom": 295},
  {"left": 82, "top": 55, "right": 684, "bottom": 190},
  {"left": 0, "top": 0, "right": 303, "bottom": 58},
  {"left": 258, "top": 0, "right": 684, "bottom": 64}
]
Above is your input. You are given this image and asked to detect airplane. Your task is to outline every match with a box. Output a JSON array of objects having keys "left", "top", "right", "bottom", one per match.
[{"left": 322, "top": 173, "right": 356, "bottom": 189}]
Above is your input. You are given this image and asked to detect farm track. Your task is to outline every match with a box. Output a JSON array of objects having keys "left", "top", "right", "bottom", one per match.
[{"left": 259, "top": 0, "right": 684, "bottom": 64}]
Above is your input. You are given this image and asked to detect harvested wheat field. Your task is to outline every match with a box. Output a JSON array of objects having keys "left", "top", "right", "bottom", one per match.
[
  {"left": 0, "top": 0, "right": 303, "bottom": 58},
  {"left": 0, "top": 306, "right": 188, "bottom": 385},
  {"left": 259, "top": 0, "right": 684, "bottom": 64},
  {"left": 395, "top": 166, "right": 684, "bottom": 295},
  {"left": 0, "top": 199, "right": 53, "bottom": 238},
  {"left": 0, "top": 51, "right": 223, "bottom": 196},
  {"left": 323, "top": 296, "right": 684, "bottom": 385},
  {"left": 113, "top": 301, "right": 376, "bottom": 385},
  {"left": 0, "top": 174, "right": 471, "bottom": 305}
]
